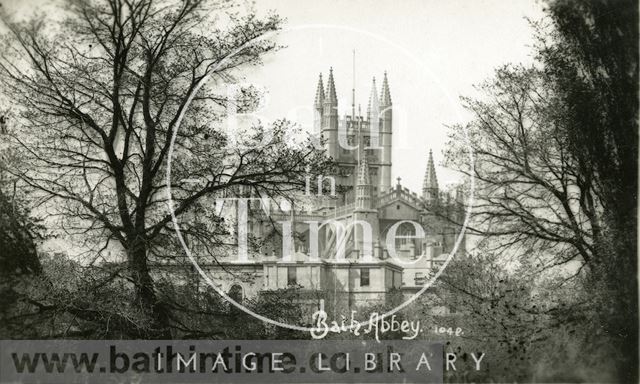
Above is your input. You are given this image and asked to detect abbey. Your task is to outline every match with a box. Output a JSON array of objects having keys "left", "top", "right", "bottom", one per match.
[{"left": 158, "top": 69, "right": 466, "bottom": 311}]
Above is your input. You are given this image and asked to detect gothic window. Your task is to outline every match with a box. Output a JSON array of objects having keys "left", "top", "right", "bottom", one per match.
[
  {"left": 364, "top": 136, "right": 371, "bottom": 146},
  {"left": 347, "top": 135, "right": 355, "bottom": 146},
  {"left": 287, "top": 267, "right": 297, "bottom": 286},
  {"left": 340, "top": 167, "right": 352, "bottom": 177},
  {"left": 394, "top": 222, "right": 416, "bottom": 249},
  {"left": 228, "top": 284, "right": 244, "bottom": 303},
  {"left": 360, "top": 269, "right": 370, "bottom": 287}
]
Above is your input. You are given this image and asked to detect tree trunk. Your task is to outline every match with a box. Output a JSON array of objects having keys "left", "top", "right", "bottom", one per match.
[{"left": 128, "top": 236, "right": 172, "bottom": 339}]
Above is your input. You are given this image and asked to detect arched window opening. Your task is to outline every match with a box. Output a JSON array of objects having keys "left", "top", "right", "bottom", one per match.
[{"left": 228, "top": 284, "right": 244, "bottom": 304}]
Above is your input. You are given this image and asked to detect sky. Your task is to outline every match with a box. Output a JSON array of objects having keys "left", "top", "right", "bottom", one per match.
[
  {"left": 1, "top": 0, "right": 546, "bottom": 193},
  {"left": 246, "top": 0, "right": 546, "bottom": 192},
  {"left": 0, "top": 0, "right": 546, "bottom": 257}
]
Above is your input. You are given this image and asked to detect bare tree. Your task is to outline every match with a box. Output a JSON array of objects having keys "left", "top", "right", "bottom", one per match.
[
  {"left": 445, "top": 5, "right": 638, "bottom": 380},
  {"left": 538, "top": 1, "right": 637, "bottom": 380},
  {"left": 446, "top": 66, "right": 601, "bottom": 271},
  {"left": 0, "top": 0, "right": 327, "bottom": 338},
  {"left": 446, "top": 40, "right": 636, "bottom": 380}
]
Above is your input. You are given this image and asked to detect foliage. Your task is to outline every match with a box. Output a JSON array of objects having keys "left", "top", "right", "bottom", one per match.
[
  {"left": 431, "top": 251, "right": 615, "bottom": 382},
  {"left": 0, "top": 0, "right": 329, "bottom": 339},
  {"left": 537, "top": 0, "right": 638, "bottom": 380},
  {"left": 444, "top": 0, "right": 637, "bottom": 381}
]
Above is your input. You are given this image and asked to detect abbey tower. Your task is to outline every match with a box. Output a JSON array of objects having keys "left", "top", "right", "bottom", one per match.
[{"left": 314, "top": 69, "right": 393, "bottom": 204}]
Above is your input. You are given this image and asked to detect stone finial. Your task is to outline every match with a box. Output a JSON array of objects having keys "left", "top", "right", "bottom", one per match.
[
  {"left": 422, "top": 149, "right": 439, "bottom": 195},
  {"left": 367, "top": 77, "right": 379, "bottom": 117},
  {"left": 314, "top": 73, "right": 325, "bottom": 109},
  {"left": 325, "top": 67, "right": 337, "bottom": 103},
  {"left": 380, "top": 71, "right": 392, "bottom": 106}
]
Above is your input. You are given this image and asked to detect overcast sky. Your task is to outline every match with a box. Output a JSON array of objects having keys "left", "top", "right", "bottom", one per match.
[
  {"left": 0, "top": 0, "right": 546, "bottom": 257},
  {"left": 247, "top": 0, "right": 545, "bottom": 192},
  {"left": 2, "top": 0, "right": 546, "bottom": 192}
]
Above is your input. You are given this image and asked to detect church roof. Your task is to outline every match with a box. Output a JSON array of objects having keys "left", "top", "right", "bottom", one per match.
[{"left": 375, "top": 181, "right": 425, "bottom": 213}]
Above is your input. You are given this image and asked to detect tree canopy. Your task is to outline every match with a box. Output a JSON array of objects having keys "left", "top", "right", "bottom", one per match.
[
  {"left": 445, "top": 0, "right": 637, "bottom": 380},
  {"left": 0, "top": 0, "right": 328, "bottom": 338}
]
